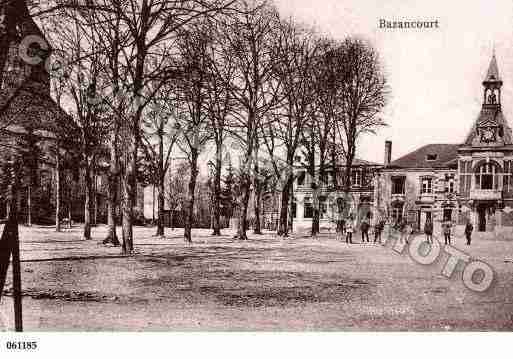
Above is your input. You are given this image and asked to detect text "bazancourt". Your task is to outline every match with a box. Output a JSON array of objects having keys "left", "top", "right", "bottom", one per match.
[{"left": 379, "top": 19, "right": 440, "bottom": 30}]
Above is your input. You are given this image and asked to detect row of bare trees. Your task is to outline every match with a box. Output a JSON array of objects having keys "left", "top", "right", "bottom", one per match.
[{"left": 1, "top": 0, "right": 388, "bottom": 250}]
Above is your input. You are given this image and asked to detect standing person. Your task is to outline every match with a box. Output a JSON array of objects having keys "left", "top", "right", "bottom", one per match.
[
  {"left": 424, "top": 217, "right": 433, "bottom": 243},
  {"left": 465, "top": 219, "right": 474, "bottom": 245},
  {"left": 443, "top": 219, "right": 452, "bottom": 245},
  {"left": 345, "top": 215, "right": 354, "bottom": 244},
  {"left": 361, "top": 215, "right": 370, "bottom": 243},
  {"left": 374, "top": 217, "right": 384, "bottom": 243}
]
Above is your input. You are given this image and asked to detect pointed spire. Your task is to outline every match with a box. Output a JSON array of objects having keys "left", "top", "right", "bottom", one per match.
[{"left": 484, "top": 52, "right": 500, "bottom": 82}]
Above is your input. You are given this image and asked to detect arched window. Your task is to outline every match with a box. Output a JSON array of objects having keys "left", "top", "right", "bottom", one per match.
[{"left": 475, "top": 162, "right": 501, "bottom": 190}]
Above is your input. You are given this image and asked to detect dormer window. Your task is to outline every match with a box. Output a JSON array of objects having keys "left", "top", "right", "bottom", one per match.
[{"left": 426, "top": 154, "right": 438, "bottom": 161}]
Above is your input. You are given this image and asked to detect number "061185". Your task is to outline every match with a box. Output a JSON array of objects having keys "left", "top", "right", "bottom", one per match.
[{"left": 6, "top": 341, "right": 38, "bottom": 350}]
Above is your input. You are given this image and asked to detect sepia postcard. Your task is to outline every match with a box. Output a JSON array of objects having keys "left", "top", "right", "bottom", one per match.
[{"left": 0, "top": 0, "right": 512, "bottom": 356}]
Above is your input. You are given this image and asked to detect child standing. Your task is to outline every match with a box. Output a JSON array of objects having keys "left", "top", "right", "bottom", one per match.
[{"left": 345, "top": 216, "right": 354, "bottom": 244}]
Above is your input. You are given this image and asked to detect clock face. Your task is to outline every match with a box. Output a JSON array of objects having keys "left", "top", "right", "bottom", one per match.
[{"left": 480, "top": 127, "right": 496, "bottom": 143}]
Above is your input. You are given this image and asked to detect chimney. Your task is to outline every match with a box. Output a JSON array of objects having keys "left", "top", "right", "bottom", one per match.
[{"left": 384, "top": 141, "right": 392, "bottom": 166}]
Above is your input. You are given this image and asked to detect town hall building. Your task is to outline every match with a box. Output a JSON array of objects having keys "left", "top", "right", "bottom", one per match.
[{"left": 375, "top": 53, "right": 513, "bottom": 236}]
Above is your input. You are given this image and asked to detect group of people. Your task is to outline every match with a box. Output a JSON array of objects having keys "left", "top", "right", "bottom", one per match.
[
  {"left": 336, "top": 214, "right": 386, "bottom": 244},
  {"left": 336, "top": 213, "right": 475, "bottom": 246},
  {"left": 423, "top": 217, "right": 474, "bottom": 245}
]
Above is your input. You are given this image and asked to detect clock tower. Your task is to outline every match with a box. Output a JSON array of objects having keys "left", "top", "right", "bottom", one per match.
[{"left": 463, "top": 52, "right": 512, "bottom": 146}]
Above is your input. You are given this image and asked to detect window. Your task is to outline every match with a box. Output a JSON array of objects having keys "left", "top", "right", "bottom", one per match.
[
  {"left": 391, "top": 176, "right": 405, "bottom": 194},
  {"left": 475, "top": 162, "right": 500, "bottom": 190},
  {"left": 426, "top": 154, "right": 438, "bottom": 161},
  {"left": 445, "top": 174, "right": 455, "bottom": 193},
  {"left": 297, "top": 171, "right": 306, "bottom": 186},
  {"left": 459, "top": 160, "right": 472, "bottom": 195},
  {"left": 351, "top": 169, "right": 361, "bottom": 186},
  {"left": 443, "top": 209, "right": 452, "bottom": 221},
  {"left": 420, "top": 177, "right": 432, "bottom": 194},
  {"left": 304, "top": 197, "right": 313, "bottom": 218},
  {"left": 504, "top": 161, "right": 513, "bottom": 193}
]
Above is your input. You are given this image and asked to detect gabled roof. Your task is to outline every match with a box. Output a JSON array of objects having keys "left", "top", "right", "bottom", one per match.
[
  {"left": 387, "top": 144, "right": 459, "bottom": 169},
  {"left": 484, "top": 53, "right": 501, "bottom": 82}
]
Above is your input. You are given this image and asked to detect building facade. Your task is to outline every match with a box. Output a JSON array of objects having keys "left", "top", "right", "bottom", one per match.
[
  {"left": 375, "top": 53, "right": 513, "bottom": 235},
  {"left": 290, "top": 158, "right": 382, "bottom": 232}
]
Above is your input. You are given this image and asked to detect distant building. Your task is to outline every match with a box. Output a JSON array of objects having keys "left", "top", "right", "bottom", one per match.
[{"left": 262, "top": 156, "right": 382, "bottom": 232}]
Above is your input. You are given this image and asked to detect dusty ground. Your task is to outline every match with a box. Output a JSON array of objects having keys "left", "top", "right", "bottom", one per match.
[{"left": 0, "top": 224, "right": 512, "bottom": 331}]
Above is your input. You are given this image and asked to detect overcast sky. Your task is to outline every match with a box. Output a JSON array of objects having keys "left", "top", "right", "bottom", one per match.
[{"left": 275, "top": 0, "right": 513, "bottom": 164}]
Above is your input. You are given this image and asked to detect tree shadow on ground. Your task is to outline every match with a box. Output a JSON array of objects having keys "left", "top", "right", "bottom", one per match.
[{"left": 132, "top": 245, "right": 375, "bottom": 307}]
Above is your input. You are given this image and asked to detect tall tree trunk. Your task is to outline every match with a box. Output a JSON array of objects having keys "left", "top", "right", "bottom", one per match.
[
  {"left": 253, "top": 184, "right": 262, "bottom": 234},
  {"left": 184, "top": 149, "right": 199, "bottom": 242},
  {"left": 236, "top": 175, "right": 251, "bottom": 240},
  {"left": 212, "top": 144, "right": 222, "bottom": 236},
  {"left": 311, "top": 185, "right": 320, "bottom": 236},
  {"left": 93, "top": 172, "right": 97, "bottom": 226},
  {"left": 67, "top": 184, "right": 72, "bottom": 229},
  {"left": 278, "top": 176, "right": 293, "bottom": 236},
  {"left": 26, "top": 184, "right": 31, "bottom": 226},
  {"left": 55, "top": 149, "right": 61, "bottom": 232},
  {"left": 156, "top": 180, "right": 165, "bottom": 236},
  {"left": 343, "top": 147, "right": 356, "bottom": 219},
  {"left": 121, "top": 145, "right": 136, "bottom": 254},
  {"left": 104, "top": 178, "right": 120, "bottom": 246},
  {"left": 83, "top": 161, "right": 93, "bottom": 240},
  {"left": 121, "top": 35, "right": 145, "bottom": 253},
  {"left": 104, "top": 136, "right": 120, "bottom": 246},
  {"left": 308, "top": 143, "right": 319, "bottom": 236},
  {"left": 152, "top": 185, "right": 155, "bottom": 223},
  {"left": 155, "top": 126, "right": 165, "bottom": 237}
]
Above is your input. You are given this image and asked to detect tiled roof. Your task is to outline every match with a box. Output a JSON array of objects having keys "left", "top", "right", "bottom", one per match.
[{"left": 387, "top": 144, "right": 459, "bottom": 169}]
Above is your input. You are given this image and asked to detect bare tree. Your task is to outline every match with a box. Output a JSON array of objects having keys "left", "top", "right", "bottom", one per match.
[
  {"left": 48, "top": 12, "right": 109, "bottom": 240},
  {"left": 261, "top": 19, "right": 318, "bottom": 236},
  {"left": 205, "top": 22, "right": 237, "bottom": 236},
  {"left": 175, "top": 24, "right": 212, "bottom": 243},
  {"left": 107, "top": 0, "right": 236, "bottom": 253},
  {"left": 45, "top": 0, "right": 236, "bottom": 252},
  {"left": 219, "top": 0, "right": 281, "bottom": 240},
  {"left": 141, "top": 90, "right": 179, "bottom": 238},
  {"left": 332, "top": 38, "right": 388, "bottom": 204}
]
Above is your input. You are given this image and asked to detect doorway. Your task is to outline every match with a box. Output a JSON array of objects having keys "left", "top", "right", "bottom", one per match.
[{"left": 443, "top": 209, "right": 452, "bottom": 222}]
